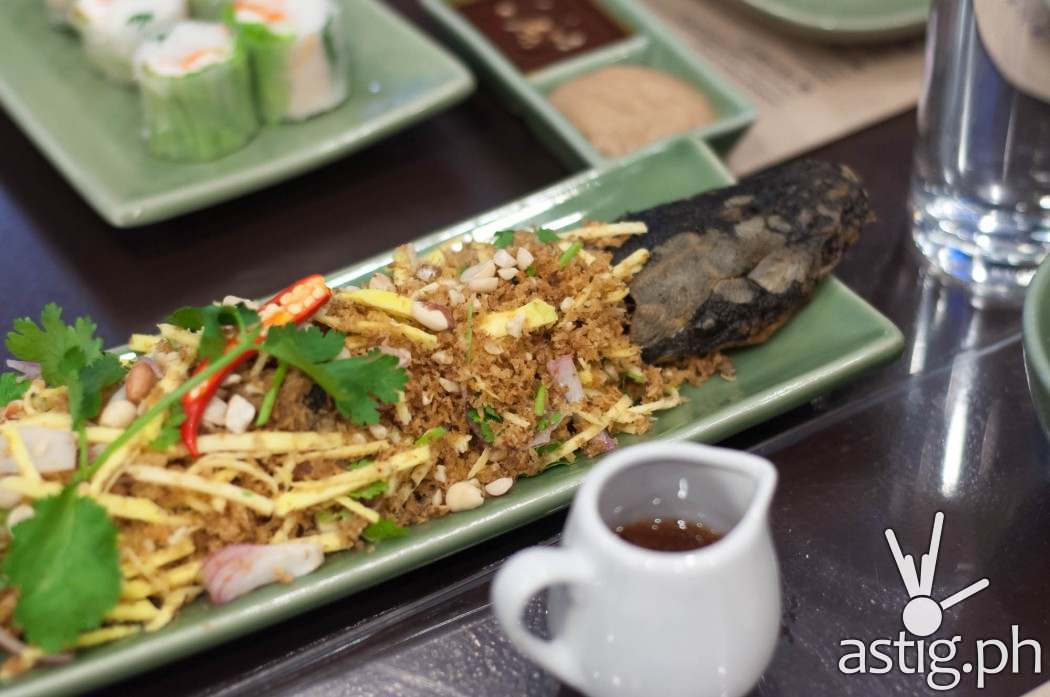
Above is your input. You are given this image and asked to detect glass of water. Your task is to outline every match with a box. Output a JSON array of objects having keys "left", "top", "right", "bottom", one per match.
[{"left": 911, "top": 0, "right": 1050, "bottom": 298}]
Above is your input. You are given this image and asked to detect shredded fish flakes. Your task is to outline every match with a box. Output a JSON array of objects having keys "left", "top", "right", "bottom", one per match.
[{"left": 0, "top": 224, "right": 733, "bottom": 669}]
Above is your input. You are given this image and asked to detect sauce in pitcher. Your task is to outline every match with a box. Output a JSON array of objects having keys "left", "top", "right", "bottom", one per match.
[{"left": 614, "top": 518, "right": 722, "bottom": 552}]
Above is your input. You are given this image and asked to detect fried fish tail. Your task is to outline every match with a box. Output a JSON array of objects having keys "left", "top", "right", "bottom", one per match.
[{"left": 614, "top": 160, "right": 871, "bottom": 363}]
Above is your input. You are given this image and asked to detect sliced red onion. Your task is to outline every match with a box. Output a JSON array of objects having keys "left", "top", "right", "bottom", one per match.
[
  {"left": 4, "top": 361, "right": 40, "bottom": 379},
  {"left": 0, "top": 425, "right": 76, "bottom": 475},
  {"left": 528, "top": 425, "right": 555, "bottom": 448},
  {"left": 0, "top": 626, "right": 71, "bottom": 665},
  {"left": 592, "top": 430, "right": 617, "bottom": 454},
  {"left": 140, "top": 355, "right": 164, "bottom": 379},
  {"left": 547, "top": 355, "right": 585, "bottom": 404},
  {"left": 0, "top": 626, "right": 27, "bottom": 655},
  {"left": 202, "top": 542, "right": 324, "bottom": 604}
]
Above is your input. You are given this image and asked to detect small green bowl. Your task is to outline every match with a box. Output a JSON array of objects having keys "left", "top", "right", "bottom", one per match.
[{"left": 1023, "top": 259, "right": 1050, "bottom": 436}]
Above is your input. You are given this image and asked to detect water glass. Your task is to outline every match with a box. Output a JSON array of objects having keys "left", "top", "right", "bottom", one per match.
[{"left": 911, "top": 0, "right": 1050, "bottom": 297}]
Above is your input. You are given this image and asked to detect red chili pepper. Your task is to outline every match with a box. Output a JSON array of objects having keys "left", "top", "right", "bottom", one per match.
[{"left": 180, "top": 275, "right": 332, "bottom": 456}]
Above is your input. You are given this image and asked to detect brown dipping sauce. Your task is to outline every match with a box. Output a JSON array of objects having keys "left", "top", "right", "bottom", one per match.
[
  {"left": 614, "top": 518, "right": 722, "bottom": 552},
  {"left": 456, "top": 0, "right": 630, "bottom": 73}
]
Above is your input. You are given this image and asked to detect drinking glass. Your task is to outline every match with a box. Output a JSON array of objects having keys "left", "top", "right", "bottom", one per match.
[{"left": 911, "top": 0, "right": 1050, "bottom": 297}]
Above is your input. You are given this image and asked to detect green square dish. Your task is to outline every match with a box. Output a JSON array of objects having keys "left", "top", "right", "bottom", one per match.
[
  {"left": 0, "top": 0, "right": 474, "bottom": 228},
  {"left": 1, "top": 138, "right": 901, "bottom": 697},
  {"left": 419, "top": 0, "right": 756, "bottom": 167}
]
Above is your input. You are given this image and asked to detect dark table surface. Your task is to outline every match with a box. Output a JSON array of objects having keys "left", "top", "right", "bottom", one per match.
[{"left": 2, "top": 2, "right": 1048, "bottom": 696}]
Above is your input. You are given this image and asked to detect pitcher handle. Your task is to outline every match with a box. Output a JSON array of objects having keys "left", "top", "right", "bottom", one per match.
[{"left": 492, "top": 547, "right": 594, "bottom": 689}]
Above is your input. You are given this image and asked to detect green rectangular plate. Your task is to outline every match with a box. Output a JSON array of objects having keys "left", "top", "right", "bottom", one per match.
[
  {"left": 0, "top": 0, "right": 474, "bottom": 228},
  {"left": 419, "top": 0, "right": 756, "bottom": 168},
  {"left": 2, "top": 138, "right": 902, "bottom": 697}
]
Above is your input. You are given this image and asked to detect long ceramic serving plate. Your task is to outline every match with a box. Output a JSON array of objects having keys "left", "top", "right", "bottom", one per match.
[
  {"left": 732, "top": 0, "right": 930, "bottom": 43},
  {"left": 3, "top": 138, "right": 903, "bottom": 697},
  {"left": 420, "top": 0, "right": 755, "bottom": 168},
  {"left": 0, "top": 0, "right": 473, "bottom": 228}
]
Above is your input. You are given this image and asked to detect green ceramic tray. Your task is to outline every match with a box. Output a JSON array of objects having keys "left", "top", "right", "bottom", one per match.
[
  {"left": 2, "top": 138, "right": 902, "bottom": 697},
  {"left": 733, "top": 0, "right": 930, "bottom": 43},
  {"left": 0, "top": 0, "right": 474, "bottom": 228},
  {"left": 419, "top": 0, "right": 756, "bottom": 168}
]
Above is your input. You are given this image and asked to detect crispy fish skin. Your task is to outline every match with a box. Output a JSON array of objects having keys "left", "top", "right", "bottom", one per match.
[{"left": 614, "top": 160, "right": 871, "bottom": 363}]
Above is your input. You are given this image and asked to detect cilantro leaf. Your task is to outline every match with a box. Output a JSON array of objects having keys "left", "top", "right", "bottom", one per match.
[
  {"left": 199, "top": 305, "right": 260, "bottom": 361},
  {"left": 324, "top": 354, "right": 406, "bottom": 423},
  {"left": 62, "top": 350, "right": 126, "bottom": 430},
  {"left": 149, "top": 402, "right": 186, "bottom": 451},
  {"left": 5, "top": 304, "right": 102, "bottom": 387},
  {"left": 346, "top": 458, "right": 372, "bottom": 470},
  {"left": 166, "top": 306, "right": 205, "bottom": 331},
  {"left": 3, "top": 488, "right": 121, "bottom": 653},
  {"left": 491, "top": 230, "right": 515, "bottom": 248},
  {"left": 0, "top": 373, "right": 29, "bottom": 408},
  {"left": 169, "top": 304, "right": 260, "bottom": 361},
  {"left": 361, "top": 517, "right": 408, "bottom": 543},
  {"left": 467, "top": 408, "right": 495, "bottom": 444},
  {"left": 349, "top": 480, "right": 387, "bottom": 500},
  {"left": 263, "top": 326, "right": 406, "bottom": 425},
  {"left": 535, "top": 228, "right": 559, "bottom": 243},
  {"left": 269, "top": 325, "right": 342, "bottom": 363}
]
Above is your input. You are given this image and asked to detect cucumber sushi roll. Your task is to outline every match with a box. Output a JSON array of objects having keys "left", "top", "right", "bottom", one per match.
[
  {"left": 188, "top": 0, "right": 230, "bottom": 20},
  {"left": 229, "top": 0, "right": 349, "bottom": 123},
  {"left": 134, "top": 21, "right": 259, "bottom": 161},
  {"left": 72, "top": 0, "right": 188, "bottom": 85}
]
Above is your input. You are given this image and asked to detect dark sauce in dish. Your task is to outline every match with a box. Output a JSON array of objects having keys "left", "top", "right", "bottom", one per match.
[
  {"left": 614, "top": 518, "right": 722, "bottom": 552},
  {"left": 456, "top": 0, "right": 630, "bottom": 73}
]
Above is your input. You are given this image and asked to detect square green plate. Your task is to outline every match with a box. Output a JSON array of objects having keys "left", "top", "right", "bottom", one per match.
[
  {"left": 0, "top": 0, "right": 474, "bottom": 228},
  {"left": 2, "top": 138, "right": 902, "bottom": 697},
  {"left": 419, "top": 0, "right": 756, "bottom": 168}
]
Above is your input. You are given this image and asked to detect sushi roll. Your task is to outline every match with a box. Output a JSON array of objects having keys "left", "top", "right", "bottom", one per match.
[
  {"left": 228, "top": 0, "right": 349, "bottom": 123},
  {"left": 188, "top": 0, "right": 230, "bottom": 20},
  {"left": 134, "top": 21, "right": 259, "bottom": 161},
  {"left": 71, "top": 0, "right": 188, "bottom": 85}
]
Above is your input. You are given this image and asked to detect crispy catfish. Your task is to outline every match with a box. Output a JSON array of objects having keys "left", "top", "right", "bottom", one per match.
[{"left": 614, "top": 160, "right": 872, "bottom": 364}]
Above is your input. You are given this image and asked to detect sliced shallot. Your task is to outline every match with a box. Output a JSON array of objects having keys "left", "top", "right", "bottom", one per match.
[
  {"left": 0, "top": 626, "right": 72, "bottom": 665},
  {"left": 377, "top": 344, "right": 412, "bottom": 368},
  {"left": 547, "top": 355, "right": 585, "bottom": 404},
  {"left": 528, "top": 425, "right": 555, "bottom": 448},
  {"left": 591, "top": 430, "right": 617, "bottom": 454},
  {"left": 4, "top": 361, "right": 40, "bottom": 379},
  {"left": 0, "top": 425, "right": 76, "bottom": 475},
  {"left": 202, "top": 542, "right": 324, "bottom": 604}
]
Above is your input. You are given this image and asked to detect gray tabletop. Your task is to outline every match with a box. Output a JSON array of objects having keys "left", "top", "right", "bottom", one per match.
[{"left": 1, "top": 3, "right": 1046, "bottom": 695}]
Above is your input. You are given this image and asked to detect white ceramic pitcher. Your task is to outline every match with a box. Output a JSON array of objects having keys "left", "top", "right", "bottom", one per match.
[{"left": 492, "top": 442, "right": 781, "bottom": 697}]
